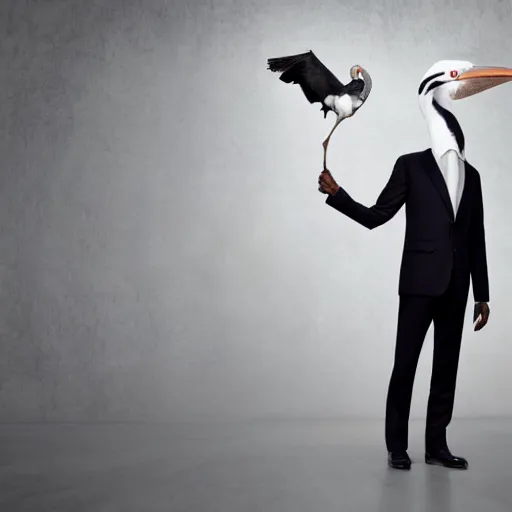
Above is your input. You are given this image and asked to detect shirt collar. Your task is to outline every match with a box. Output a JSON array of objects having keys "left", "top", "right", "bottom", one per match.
[{"left": 432, "top": 142, "right": 465, "bottom": 162}]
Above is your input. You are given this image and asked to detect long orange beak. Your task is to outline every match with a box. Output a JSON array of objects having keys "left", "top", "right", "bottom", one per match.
[{"left": 453, "top": 66, "right": 512, "bottom": 99}]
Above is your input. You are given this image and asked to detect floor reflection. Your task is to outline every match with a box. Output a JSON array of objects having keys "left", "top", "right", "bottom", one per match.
[
  {"left": 378, "top": 466, "right": 414, "bottom": 512},
  {"left": 377, "top": 460, "right": 454, "bottom": 512},
  {"left": 425, "top": 465, "right": 453, "bottom": 511}
]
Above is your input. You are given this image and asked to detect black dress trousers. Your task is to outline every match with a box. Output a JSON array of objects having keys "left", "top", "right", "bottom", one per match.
[{"left": 384, "top": 259, "right": 469, "bottom": 453}]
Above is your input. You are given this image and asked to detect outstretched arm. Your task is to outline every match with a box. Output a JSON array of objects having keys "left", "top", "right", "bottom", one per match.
[{"left": 321, "top": 156, "right": 408, "bottom": 229}]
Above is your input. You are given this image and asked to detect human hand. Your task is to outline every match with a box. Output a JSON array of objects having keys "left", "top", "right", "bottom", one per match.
[
  {"left": 473, "top": 302, "right": 490, "bottom": 331},
  {"left": 318, "top": 169, "right": 340, "bottom": 195}
]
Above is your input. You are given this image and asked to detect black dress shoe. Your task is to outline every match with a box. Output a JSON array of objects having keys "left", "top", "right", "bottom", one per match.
[
  {"left": 388, "top": 451, "right": 411, "bottom": 470},
  {"left": 425, "top": 448, "right": 468, "bottom": 469}
]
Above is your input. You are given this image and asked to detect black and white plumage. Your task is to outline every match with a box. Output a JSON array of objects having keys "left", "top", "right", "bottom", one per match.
[
  {"left": 418, "top": 60, "right": 512, "bottom": 157},
  {"left": 267, "top": 50, "right": 372, "bottom": 169}
]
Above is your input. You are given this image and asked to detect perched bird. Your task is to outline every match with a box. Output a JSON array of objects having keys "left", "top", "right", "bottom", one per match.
[{"left": 267, "top": 50, "right": 372, "bottom": 170}]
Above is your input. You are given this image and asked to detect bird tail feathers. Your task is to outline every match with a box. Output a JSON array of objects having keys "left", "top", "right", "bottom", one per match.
[{"left": 267, "top": 51, "right": 312, "bottom": 72}]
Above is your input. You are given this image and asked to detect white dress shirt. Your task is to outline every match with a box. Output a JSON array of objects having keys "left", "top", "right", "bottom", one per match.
[{"left": 432, "top": 148, "right": 465, "bottom": 218}]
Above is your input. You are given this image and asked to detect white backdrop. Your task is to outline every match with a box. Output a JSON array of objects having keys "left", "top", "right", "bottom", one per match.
[{"left": 0, "top": 0, "right": 511, "bottom": 422}]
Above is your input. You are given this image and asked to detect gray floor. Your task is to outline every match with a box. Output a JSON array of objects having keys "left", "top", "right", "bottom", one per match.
[{"left": 0, "top": 418, "right": 510, "bottom": 511}]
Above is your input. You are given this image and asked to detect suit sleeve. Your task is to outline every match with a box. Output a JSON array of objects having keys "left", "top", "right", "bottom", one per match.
[
  {"left": 324, "top": 156, "right": 408, "bottom": 230},
  {"left": 469, "top": 171, "right": 489, "bottom": 302}
]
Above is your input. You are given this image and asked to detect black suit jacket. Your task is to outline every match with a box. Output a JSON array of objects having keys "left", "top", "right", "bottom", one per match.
[{"left": 325, "top": 148, "right": 489, "bottom": 302}]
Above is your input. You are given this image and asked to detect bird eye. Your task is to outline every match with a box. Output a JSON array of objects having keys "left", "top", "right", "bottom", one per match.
[{"left": 450, "top": 70, "right": 458, "bottom": 78}]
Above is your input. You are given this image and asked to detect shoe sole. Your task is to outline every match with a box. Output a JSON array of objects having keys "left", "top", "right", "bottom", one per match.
[
  {"left": 425, "top": 459, "right": 468, "bottom": 469},
  {"left": 388, "top": 462, "right": 411, "bottom": 470}
]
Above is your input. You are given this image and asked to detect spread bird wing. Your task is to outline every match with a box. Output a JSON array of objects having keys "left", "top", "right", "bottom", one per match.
[{"left": 267, "top": 51, "right": 345, "bottom": 105}]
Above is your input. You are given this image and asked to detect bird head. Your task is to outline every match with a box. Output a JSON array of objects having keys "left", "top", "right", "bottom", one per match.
[
  {"left": 350, "top": 65, "right": 364, "bottom": 80},
  {"left": 418, "top": 60, "right": 512, "bottom": 110},
  {"left": 350, "top": 65, "right": 372, "bottom": 102}
]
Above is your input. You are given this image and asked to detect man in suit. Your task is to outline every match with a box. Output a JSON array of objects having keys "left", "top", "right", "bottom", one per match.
[
  {"left": 318, "top": 147, "right": 490, "bottom": 469},
  {"left": 315, "top": 59, "right": 504, "bottom": 470}
]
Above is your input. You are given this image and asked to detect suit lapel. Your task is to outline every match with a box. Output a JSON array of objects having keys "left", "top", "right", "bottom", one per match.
[{"left": 425, "top": 149, "right": 455, "bottom": 221}]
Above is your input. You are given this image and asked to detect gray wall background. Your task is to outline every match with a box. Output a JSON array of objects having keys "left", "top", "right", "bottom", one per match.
[{"left": 0, "top": 0, "right": 511, "bottom": 423}]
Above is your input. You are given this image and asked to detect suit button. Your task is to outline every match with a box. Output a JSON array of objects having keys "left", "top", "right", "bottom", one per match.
[{"left": 454, "top": 248, "right": 456, "bottom": 252}]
